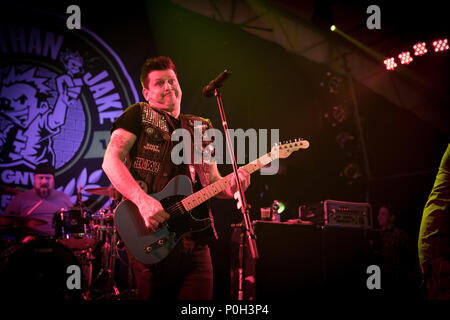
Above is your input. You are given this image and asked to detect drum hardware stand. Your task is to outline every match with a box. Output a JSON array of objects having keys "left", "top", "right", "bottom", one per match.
[
  {"left": 77, "top": 247, "right": 95, "bottom": 300},
  {"left": 92, "top": 225, "right": 134, "bottom": 300},
  {"left": 104, "top": 225, "right": 120, "bottom": 298}
]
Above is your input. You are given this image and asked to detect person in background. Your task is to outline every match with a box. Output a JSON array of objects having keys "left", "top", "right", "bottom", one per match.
[
  {"left": 377, "top": 205, "right": 420, "bottom": 294},
  {"left": 1, "top": 163, "right": 72, "bottom": 237}
]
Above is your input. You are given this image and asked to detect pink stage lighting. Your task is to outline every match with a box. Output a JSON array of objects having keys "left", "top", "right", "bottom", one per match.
[
  {"left": 398, "top": 51, "right": 413, "bottom": 64},
  {"left": 433, "top": 39, "right": 449, "bottom": 52},
  {"left": 384, "top": 57, "right": 397, "bottom": 70},
  {"left": 413, "top": 42, "right": 427, "bottom": 56}
]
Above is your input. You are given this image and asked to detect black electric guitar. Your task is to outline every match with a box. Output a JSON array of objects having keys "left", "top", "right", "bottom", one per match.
[{"left": 114, "top": 139, "right": 309, "bottom": 265}]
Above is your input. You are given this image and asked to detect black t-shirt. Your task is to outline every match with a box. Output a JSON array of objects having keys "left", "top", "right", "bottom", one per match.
[{"left": 111, "top": 102, "right": 142, "bottom": 137}]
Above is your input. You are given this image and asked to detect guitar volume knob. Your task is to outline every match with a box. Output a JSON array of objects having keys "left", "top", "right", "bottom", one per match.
[{"left": 144, "top": 246, "right": 152, "bottom": 253}]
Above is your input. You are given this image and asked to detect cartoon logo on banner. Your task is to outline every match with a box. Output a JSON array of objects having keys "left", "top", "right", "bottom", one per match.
[{"left": 0, "top": 6, "right": 139, "bottom": 211}]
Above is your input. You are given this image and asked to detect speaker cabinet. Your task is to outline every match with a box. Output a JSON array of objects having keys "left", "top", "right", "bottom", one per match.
[{"left": 231, "top": 221, "right": 371, "bottom": 299}]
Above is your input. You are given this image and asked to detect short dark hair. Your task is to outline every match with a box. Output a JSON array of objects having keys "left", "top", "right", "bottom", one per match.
[{"left": 140, "top": 56, "right": 177, "bottom": 89}]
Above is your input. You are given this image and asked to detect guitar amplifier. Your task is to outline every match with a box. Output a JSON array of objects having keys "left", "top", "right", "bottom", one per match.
[{"left": 299, "top": 200, "right": 372, "bottom": 229}]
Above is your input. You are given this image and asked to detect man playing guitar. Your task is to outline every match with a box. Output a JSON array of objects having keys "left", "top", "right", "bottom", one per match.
[{"left": 102, "top": 56, "right": 250, "bottom": 300}]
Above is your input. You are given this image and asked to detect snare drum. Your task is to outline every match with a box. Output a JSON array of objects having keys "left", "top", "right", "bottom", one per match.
[{"left": 0, "top": 239, "right": 82, "bottom": 300}]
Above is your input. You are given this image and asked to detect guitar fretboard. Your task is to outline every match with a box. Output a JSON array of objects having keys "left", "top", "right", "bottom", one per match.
[{"left": 181, "top": 152, "right": 275, "bottom": 211}]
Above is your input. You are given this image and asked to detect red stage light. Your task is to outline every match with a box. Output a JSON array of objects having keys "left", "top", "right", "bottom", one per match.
[
  {"left": 384, "top": 57, "right": 397, "bottom": 70},
  {"left": 433, "top": 39, "right": 449, "bottom": 52},
  {"left": 398, "top": 51, "right": 413, "bottom": 64},
  {"left": 413, "top": 42, "right": 427, "bottom": 56},
  {"left": 385, "top": 37, "right": 447, "bottom": 72}
]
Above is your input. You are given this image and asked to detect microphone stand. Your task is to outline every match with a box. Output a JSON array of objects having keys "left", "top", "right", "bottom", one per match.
[{"left": 214, "top": 87, "right": 259, "bottom": 300}]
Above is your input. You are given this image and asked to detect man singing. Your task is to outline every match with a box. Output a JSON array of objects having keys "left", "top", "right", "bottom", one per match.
[{"left": 102, "top": 56, "right": 250, "bottom": 299}]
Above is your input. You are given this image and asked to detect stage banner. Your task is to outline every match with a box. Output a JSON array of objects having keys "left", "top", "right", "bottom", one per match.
[{"left": 0, "top": 5, "right": 139, "bottom": 211}]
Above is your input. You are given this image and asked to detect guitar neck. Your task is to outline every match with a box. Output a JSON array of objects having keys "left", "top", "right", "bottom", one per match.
[{"left": 181, "top": 152, "right": 275, "bottom": 211}]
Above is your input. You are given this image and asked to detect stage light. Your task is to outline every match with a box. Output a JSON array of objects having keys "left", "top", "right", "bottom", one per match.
[
  {"left": 320, "top": 71, "right": 343, "bottom": 94},
  {"left": 330, "top": 25, "right": 336, "bottom": 31},
  {"left": 413, "top": 42, "right": 427, "bottom": 56},
  {"left": 398, "top": 51, "right": 413, "bottom": 64},
  {"left": 336, "top": 131, "right": 355, "bottom": 149},
  {"left": 340, "top": 162, "right": 361, "bottom": 185},
  {"left": 384, "top": 57, "right": 397, "bottom": 70},
  {"left": 433, "top": 39, "right": 449, "bottom": 52},
  {"left": 277, "top": 201, "right": 286, "bottom": 214},
  {"left": 332, "top": 105, "right": 346, "bottom": 123}
]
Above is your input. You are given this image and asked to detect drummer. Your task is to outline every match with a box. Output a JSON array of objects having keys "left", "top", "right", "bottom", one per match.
[{"left": 1, "top": 163, "right": 72, "bottom": 237}]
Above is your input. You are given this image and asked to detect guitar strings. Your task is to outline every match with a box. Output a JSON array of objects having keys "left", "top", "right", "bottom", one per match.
[
  {"left": 166, "top": 202, "right": 184, "bottom": 215},
  {"left": 155, "top": 155, "right": 276, "bottom": 217},
  {"left": 164, "top": 177, "right": 232, "bottom": 215}
]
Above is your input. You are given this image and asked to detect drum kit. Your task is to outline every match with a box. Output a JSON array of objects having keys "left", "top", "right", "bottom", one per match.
[{"left": 0, "top": 185, "right": 133, "bottom": 301}]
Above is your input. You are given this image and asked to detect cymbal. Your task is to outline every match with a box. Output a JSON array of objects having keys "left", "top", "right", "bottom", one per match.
[
  {"left": 0, "top": 186, "right": 23, "bottom": 195},
  {"left": 85, "top": 186, "right": 116, "bottom": 198},
  {"left": 0, "top": 215, "right": 47, "bottom": 229}
]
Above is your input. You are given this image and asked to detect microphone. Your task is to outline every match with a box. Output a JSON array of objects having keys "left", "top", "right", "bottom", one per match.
[{"left": 202, "top": 70, "right": 231, "bottom": 97}]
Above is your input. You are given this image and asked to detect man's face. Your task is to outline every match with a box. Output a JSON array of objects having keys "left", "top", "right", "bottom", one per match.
[
  {"left": 377, "top": 207, "right": 393, "bottom": 228},
  {"left": 34, "top": 174, "right": 55, "bottom": 198},
  {"left": 142, "top": 69, "right": 182, "bottom": 116}
]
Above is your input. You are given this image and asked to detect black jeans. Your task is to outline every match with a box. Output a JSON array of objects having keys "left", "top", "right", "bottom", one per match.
[{"left": 127, "top": 234, "right": 213, "bottom": 300}]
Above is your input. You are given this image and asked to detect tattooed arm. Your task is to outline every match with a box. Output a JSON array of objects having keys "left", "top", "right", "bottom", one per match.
[{"left": 102, "top": 128, "right": 169, "bottom": 230}]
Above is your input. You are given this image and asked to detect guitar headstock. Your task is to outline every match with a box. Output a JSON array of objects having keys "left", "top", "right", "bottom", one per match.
[{"left": 271, "top": 138, "right": 310, "bottom": 159}]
